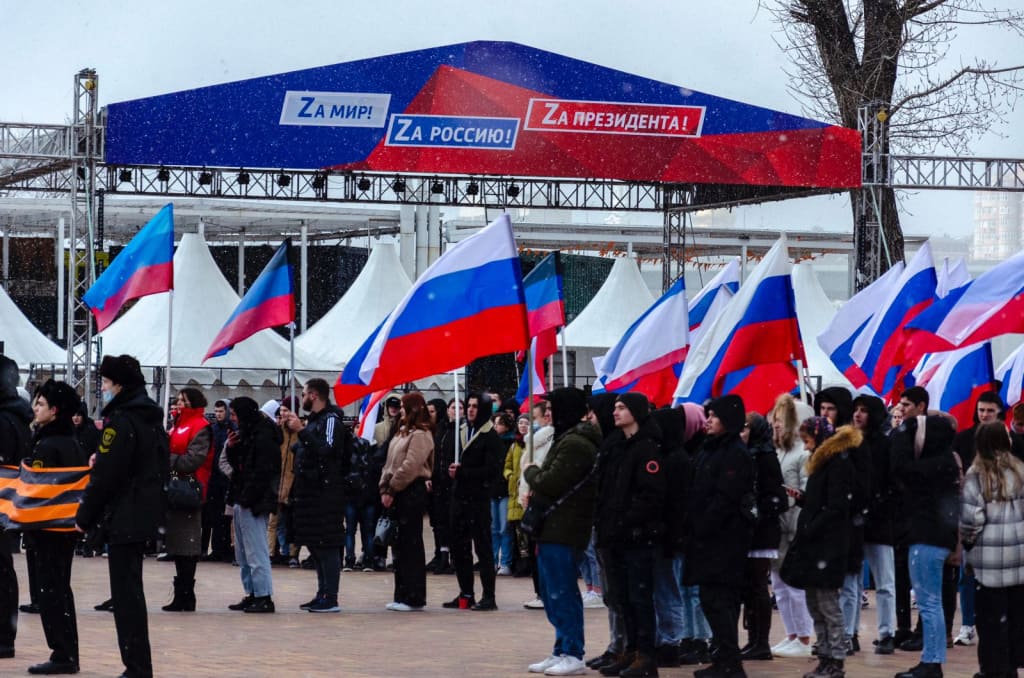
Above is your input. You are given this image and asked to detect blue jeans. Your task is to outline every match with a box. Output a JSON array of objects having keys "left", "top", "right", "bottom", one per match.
[
  {"left": 959, "top": 564, "right": 976, "bottom": 626},
  {"left": 275, "top": 505, "right": 291, "bottom": 557},
  {"left": 490, "top": 497, "right": 513, "bottom": 568},
  {"left": 653, "top": 555, "right": 684, "bottom": 646},
  {"left": 680, "top": 556, "right": 711, "bottom": 641},
  {"left": 537, "top": 543, "right": 585, "bottom": 659},
  {"left": 579, "top": 530, "right": 601, "bottom": 587},
  {"left": 233, "top": 506, "right": 272, "bottom": 597},
  {"left": 344, "top": 502, "right": 377, "bottom": 561},
  {"left": 909, "top": 543, "right": 950, "bottom": 664},
  {"left": 865, "top": 543, "right": 896, "bottom": 637}
]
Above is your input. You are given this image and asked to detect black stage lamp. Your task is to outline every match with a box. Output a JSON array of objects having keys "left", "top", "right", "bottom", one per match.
[
  {"left": 506, "top": 182, "right": 520, "bottom": 198},
  {"left": 118, "top": 169, "right": 132, "bottom": 183},
  {"left": 431, "top": 181, "right": 444, "bottom": 194},
  {"left": 157, "top": 167, "right": 170, "bottom": 182},
  {"left": 357, "top": 176, "right": 371, "bottom": 191},
  {"left": 392, "top": 178, "right": 406, "bottom": 193},
  {"left": 197, "top": 170, "right": 213, "bottom": 186},
  {"left": 466, "top": 181, "right": 479, "bottom": 196},
  {"left": 237, "top": 170, "right": 250, "bottom": 185},
  {"left": 277, "top": 173, "right": 291, "bottom": 188}
]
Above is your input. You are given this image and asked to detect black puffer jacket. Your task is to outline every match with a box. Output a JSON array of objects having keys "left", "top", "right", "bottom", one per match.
[
  {"left": 594, "top": 416, "right": 666, "bottom": 548},
  {"left": 650, "top": 408, "right": 692, "bottom": 556},
  {"left": 290, "top": 405, "right": 352, "bottom": 547},
  {"left": 747, "top": 413, "right": 787, "bottom": 552},
  {"left": 891, "top": 415, "right": 961, "bottom": 551},
  {"left": 227, "top": 415, "right": 282, "bottom": 517},
  {"left": 0, "top": 394, "right": 32, "bottom": 465},
  {"left": 856, "top": 395, "right": 895, "bottom": 546},
  {"left": 76, "top": 386, "right": 168, "bottom": 544}
]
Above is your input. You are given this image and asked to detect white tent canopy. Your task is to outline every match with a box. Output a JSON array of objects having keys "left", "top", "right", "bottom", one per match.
[
  {"left": 561, "top": 256, "right": 654, "bottom": 349},
  {"left": 297, "top": 243, "right": 412, "bottom": 372},
  {"left": 792, "top": 261, "right": 855, "bottom": 390},
  {"left": 0, "top": 284, "right": 65, "bottom": 366},
  {"left": 92, "top": 233, "right": 318, "bottom": 386}
]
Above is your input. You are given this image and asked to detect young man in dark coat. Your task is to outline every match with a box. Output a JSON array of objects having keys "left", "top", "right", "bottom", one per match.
[
  {"left": 0, "top": 355, "right": 29, "bottom": 662},
  {"left": 594, "top": 392, "right": 666, "bottom": 678},
  {"left": 25, "top": 379, "right": 86, "bottom": 675},
  {"left": 76, "top": 355, "right": 167, "bottom": 678},
  {"left": 444, "top": 392, "right": 506, "bottom": 611},
  {"left": 814, "top": 387, "right": 854, "bottom": 427},
  {"left": 282, "top": 378, "right": 352, "bottom": 614},
  {"left": 780, "top": 419, "right": 859, "bottom": 678},
  {"left": 683, "top": 394, "right": 755, "bottom": 678}
]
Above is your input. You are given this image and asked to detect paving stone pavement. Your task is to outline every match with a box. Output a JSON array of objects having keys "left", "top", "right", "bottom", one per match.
[{"left": 5, "top": 552, "right": 981, "bottom": 678}]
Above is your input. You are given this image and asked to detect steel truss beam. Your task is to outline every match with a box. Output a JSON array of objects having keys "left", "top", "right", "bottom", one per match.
[{"left": 880, "top": 156, "right": 1024, "bottom": 191}]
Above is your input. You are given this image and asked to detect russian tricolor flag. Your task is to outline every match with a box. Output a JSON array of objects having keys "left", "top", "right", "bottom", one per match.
[
  {"left": 997, "top": 343, "right": 1024, "bottom": 408},
  {"left": 674, "top": 239, "right": 805, "bottom": 414},
  {"left": 334, "top": 214, "right": 529, "bottom": 407},
  {"left": 849, "top": 242, "right": 937, "bottom": 396},
  {"left": 204, "top": 239, "right": 295, "bottom": 361},
  {"left": 912, "top": 342, "right": 994, "bottom": 432},
  {"left": 515, "top": 336, "right": 548, "bottom": 407},
  {"left": 83, "top": 204, "right": 174, "bottom": 331}
]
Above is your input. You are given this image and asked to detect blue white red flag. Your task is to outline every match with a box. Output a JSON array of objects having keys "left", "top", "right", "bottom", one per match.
[
  {"left": 334, "top": 214, "right": 528, "bottom": 406},
  {"left": 515, "top": 336, "right": 548, "bottom": 408},
  {"left": 83, "top": 204, "right": 174, "bottom": 331},
  {"left": 204, "top": 239, "right": 295, "bottom": 361},
  {"left": 912, "top": 343, "right": 994, "bottom": 432},
  {"left": 998, "top": 344, "right": 1024, "bottom": 408},
  {"left": 522, "top": 252, "right": 565, "bottom": 361},
  {"left": 674, "top": 239, "right": 804, "bottom": 414},
  {"left": 848, "top": 242, "right": 937, "bottom": 395},
  {"left": 936, "top": 257, "right": 972, "bottom": 299},
  {"left": 356, "top": 390, "right": 387, "bottom": 442}
]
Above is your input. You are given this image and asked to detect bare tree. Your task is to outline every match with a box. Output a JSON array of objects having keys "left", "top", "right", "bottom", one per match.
[{"left": 768, "top": 0, "right": 1023, "bottom": 280}]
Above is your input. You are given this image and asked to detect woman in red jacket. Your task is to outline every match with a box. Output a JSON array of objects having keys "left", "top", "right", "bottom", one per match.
[{"left": 163, "top": 387, "right": 214, "bottom": 612}]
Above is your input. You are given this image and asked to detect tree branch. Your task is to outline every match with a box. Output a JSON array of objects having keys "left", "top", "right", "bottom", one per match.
[{"left": 891, "top": 63, "right": 1024, "bottom": 113}]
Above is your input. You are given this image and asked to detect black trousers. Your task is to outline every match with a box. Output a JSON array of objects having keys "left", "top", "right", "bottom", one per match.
[
  {"left": 601, "top": 546, "right": 657, "bottom": 656},
  {"left": 393, "top": 479, "right": 428, "bottom": 607},
  {"left": 700, "top": 582, "right": 743, "bottom": 666},
  {"left": 32, "top": 532, "right": 78, "bottom": 663},
  {"left": 975, "top": 583, "right": 1024, "bottom": 675},
  {"left": 108, "top": 543, "right": 152, "bottom": 678},
  {"left": 895, "top": 541, "right": 912, "bottom": 631},
  {"left": 24, "top": 542, "right": 38, "bottom": 605},
  {"left": 201, "top": 494, "right": 232, "bottom": 558},
  {"left": 741, "top": 557, "right": 773, "bottom": 647},
  {"left": 0, "top": 531, "right": 17, "bottom": 649},
  {"left": 451, "top": 499, "right": 495, "bottom": 599},
  {"left": 429, "top": 487, "right": 452, "bottom": 555}
]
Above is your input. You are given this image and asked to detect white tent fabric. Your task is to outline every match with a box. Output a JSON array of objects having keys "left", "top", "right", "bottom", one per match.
[
  {"left": 0, "top": 284, "right": 65, "bottom": 366},
  {"left": 561, "top": 257, "right": 654, "bottom": 349},
  {"left": 791, "top": 262, "right": 854, "bottom": 390},
  {"left": 297, "top": 243, "right": 412, "bottom": 372},
  {"left": 93, "top": 233, "right": 317, "bottom": 386}
]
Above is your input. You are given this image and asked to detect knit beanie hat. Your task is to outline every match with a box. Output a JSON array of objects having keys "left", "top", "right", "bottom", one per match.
[
  {"left": 99, "top": 354, "right": 145, "bottom": 390},
  {"left": 706, "top": 394, "right": 745, "bottom": 436},
  {"left": 616, "top": 392, "right": 651, "bottom": 424}
]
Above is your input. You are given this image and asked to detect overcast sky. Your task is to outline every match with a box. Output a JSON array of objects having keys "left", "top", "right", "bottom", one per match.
[{"left": 3, "top": 0, "right": 1022, "bottom": 237}]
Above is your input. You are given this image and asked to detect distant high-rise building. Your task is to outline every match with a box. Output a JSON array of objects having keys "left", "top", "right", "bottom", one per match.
[{"left": 972, "top": 191, "right": 1024, "bottom": 261}]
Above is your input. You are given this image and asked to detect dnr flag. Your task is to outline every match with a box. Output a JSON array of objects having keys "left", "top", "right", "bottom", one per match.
[{"left": 0, "top": 463, "right": 91, "bottom": 532}]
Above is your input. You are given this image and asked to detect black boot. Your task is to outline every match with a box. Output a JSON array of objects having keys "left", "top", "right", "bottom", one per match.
[
  {"left": 679, "top": 639, "right": 711, "bottom": 665},
  {"left": 162, "top": 577, "right": 195, "bottom": 612},
  {"left": 434, "top": 551, "right": 453, "bottom": 574},
  {"left": 619, "top": 652, "right": 658, "bottom": 678},
  {"left": 599, "top": 652, "right": 635, "bottom": 677}
]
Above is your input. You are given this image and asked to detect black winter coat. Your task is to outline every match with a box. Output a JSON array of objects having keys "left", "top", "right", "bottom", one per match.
[
  {"left": 780, "top": 426, "right": 859, "bottom": 590},
  {"left": 30, "top": 422, "right": 88, "bottom": 468},
  {"left": 289, "top": 405, "right": 352, "bottom": 548},
  {"left": 683, "top": 431, "right": 755, "bottom": 587},
  {"left": 863, "top": 430, "right": 895, "bottom": 545},
  {"left": 227, "top": 417, "right": 281, "bottom": 517},
  {"left": 73, "top": 418, "right": 101, "bottom": 459},
  {"left": 0, "top": 394, "right": 32, "bottom": 465},
  {"left": 594, "top": 418, "right": 666, "bottom": 549},
  {"left": 891, "top": 415, "right": 960, "bottom": 552},
  {"left": 452, "top": 422, "right": 505, "bottom": 504},
  {"left": 75, "top": 387, "right": 168, "bottom": 545},
  {"left": 747, "top": 417, "right": 787, "bottom": 552},
  {"left": 650, "top": 408, "right": 691, "bottom": 557},
  {"left": 845, "top": 443, "right": 872, "bottom": 572}
]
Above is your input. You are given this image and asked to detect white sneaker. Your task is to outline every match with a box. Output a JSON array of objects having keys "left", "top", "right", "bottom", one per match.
[
  {"left": 545, "top": 655, "right": 586, "bottom": 676},
  {"left": 582, "top": 591, "right": 605, "bottom": 609},
  {"left": 496, "top": 565, "right": 512, "bottom": 576},
  {"left": 773, "top": 638, "right": 812, "bottom": 658},
  {"left": 954, "top": 625, "right": 976, "bottom": 646},
  {"left": 386, "top": 602, "right": 421, "bottom": 611},
  {"left": 528, "top": 655, "right": 562, "bottom": 673},
  {"left": 523, "top": 597, "right": 545, "bottom": 609},
  {"left": 770, "top": 637, "right": 797, "bottom": 654}
]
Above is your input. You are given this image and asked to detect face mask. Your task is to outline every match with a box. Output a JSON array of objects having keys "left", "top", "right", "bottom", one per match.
[{"left": 102, "top": 390, "right": 114, "bottom": 404}]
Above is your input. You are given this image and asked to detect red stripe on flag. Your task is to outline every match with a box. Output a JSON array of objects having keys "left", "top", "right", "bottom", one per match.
[
  {"left": 92, "top": 261, "right": 173, "bottom": 331},
  {"left": 204, "top": 294, "right": 294, "bottom": 361}
]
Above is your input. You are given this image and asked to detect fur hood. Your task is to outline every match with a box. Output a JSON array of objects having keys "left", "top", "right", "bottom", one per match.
[{"left": 807, "top": 425, "right": 863, "bottom": 476}]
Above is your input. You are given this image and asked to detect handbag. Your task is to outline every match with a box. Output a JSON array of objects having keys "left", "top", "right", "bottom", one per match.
[
  {"left": 520, "top": 464, "right": 597, "bottom": 538},
  {"left": 373, "top": 513, "right": 397, "bottom": 549},
  {"left": 166, "top": 473, "right": 202, "bottom": 511}
]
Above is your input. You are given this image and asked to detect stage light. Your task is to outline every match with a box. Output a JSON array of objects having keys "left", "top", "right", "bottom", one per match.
[
  {"left": 392, "top": 178, "right": 406, "bottom": 193},
  {"left": 357, "top": 176, "right": 371, "bottom": 191},
  {"left": 237, "top": 170, "right": 250, "bottom": 185},
  {"left": 277, "top": 173, "right": 291, "bottom": 188},
  {"left": 311, "top": 173, "right": 325, "bottom": 190},
  {"left": 431, "top": 181, "right": 444, "bottom": 194},
  {"left": 197, "top": 170, "right": 212, "bottom": 186},
  {"left": 118, "top": 169, "right": 132, "bottom": 183},
  {"left": 76, "top": 167, "right": 86, "bottom": 180},
  {"left": 506, "top": 183, "right": 520, "bottom": 198},
  {"left": 466, "top": 181, "right": 479, "bottom": 196},
  {"left": 157, "top": 167, "right": 170, "bottom": 182}
]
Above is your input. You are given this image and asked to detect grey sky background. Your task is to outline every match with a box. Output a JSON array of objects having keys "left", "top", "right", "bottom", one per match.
[{"left": 3, "top": 0, "right": 1022, "bottom": 237}]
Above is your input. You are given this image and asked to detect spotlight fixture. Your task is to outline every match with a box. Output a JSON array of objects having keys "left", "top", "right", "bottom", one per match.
[
  {"left": 277, "top": 172, "right": 291, "bottom": 188},
  {"left": 506, "top": 182, "right": 520, "bottom": 198},
  {"left": 157, "top": 167, "right": 170, "bottom": 182},
  {"left": 430, "top": 180, "right": 444, "bottom": 195},
  {"left": 311, "top": 173, "right": 326, "bottom": 190},
  {"left": 357, "top": 176, "right": 371, "bottom": 191},
  {"left": 392, "top": 178, "right": 406, "bottom": 193},
  {"left": 465, "top": 181, "right": 479, "bottom": 196},
  {"left": 197, "top": 170, "right": 213, "bottom": 186},
  {"left": 76, "top": 167, "right": 86, "bottom": 180},
  {"left": 118, "top": 169, "right": 132, "bottom": 183},
  {"left": 237, "top": 170, "right": 250, "bottom": 185}
]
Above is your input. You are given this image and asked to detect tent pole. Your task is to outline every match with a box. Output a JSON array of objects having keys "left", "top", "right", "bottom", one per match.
[
  {"left": 164, "top": 290, "right": 173, "bottom": 422},
  {"left": 453, "top": 369, "right": 462, "bottom": 465},
  {"left": 289, "top": 322, "right": 296, "bottom": 409}
]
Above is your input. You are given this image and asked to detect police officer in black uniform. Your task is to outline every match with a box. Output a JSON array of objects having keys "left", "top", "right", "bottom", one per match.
[
  {"left": 25, "top": 379, "right": 88, "bottom": 675},
  {"left": 76, "top": 355, "right": 167, "bottom": 678},
  {"left": 0, "top": 355, "right": 30, "bottom": 662}
]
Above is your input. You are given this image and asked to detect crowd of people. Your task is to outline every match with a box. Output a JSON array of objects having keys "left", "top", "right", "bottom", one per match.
[{"left": 2, "top": 350, "right": 1024, "bottom": 678}]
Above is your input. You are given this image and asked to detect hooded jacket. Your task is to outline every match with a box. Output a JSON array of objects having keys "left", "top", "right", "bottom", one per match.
[
  {"left": 453, "top": 395, "right": 505, "bottom": 503},
  {"left": 891, "top": 415, "right": 961, "bottom": 551},
  {"left": 780, "top": 425, "right": 859, "bottom": 590},
  {"left": 594, "top": 415, "right": 666, "bottom": 548},
  {"left": 814, "top": 386, "right": 854, "bottom": 426},
  {"left": 746, "top": 413, "right": 787, "bottom": 552},
  {"left": 855, "top": 395, "right": 895, "bottom": 545},
  {"left": 226, "top": 407, "right": 282, "bottom": 517},
  {"left": 0, "top": 393, "right": 32, "bottom": 465},
  {"left": 650, "top": 407, "right": 692, "bottom": 556}
]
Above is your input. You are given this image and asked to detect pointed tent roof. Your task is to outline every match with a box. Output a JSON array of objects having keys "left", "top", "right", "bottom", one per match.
[
  {"left": 561, "top": 257, "right": 654, "bottom": 349},
  {"left": 297, "top": 243, "right": 412, "bottom": 371},
  {"left": 94, "top": 233, "right": 317, "bottom": 384},
  {"left": 791, "top": 262, "right": 854, "bottom": 390},
  {"left": 0, "top": 285, "right": 65, "bottom": 366}
]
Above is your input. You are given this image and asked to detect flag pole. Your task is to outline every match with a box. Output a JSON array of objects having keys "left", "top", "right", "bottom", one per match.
[
  {"left": 560, "top": 326, "right": 569, "bottom": 387},
  {"left": 453, "top": 368, "right": 462, "bottom": 465},
  {"left": 547, "top": 354, "right": 553, "bottom": 391},
  {"left": 796, "top": 358, "right": 807, "bottom": 404},
  {"left": 527, "top": 343, "right": 535, "bottom": 472},
  {"left": 164, "top": 290, "right": 173, "bottom": 422},
  {"left": 289, "top": 322, "right": 296, "bottom": 408}
]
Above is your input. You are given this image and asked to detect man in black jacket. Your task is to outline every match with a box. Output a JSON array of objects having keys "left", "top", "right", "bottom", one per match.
[
  {"left": 444, "top": 392, "right": 505, "bottom": 611},
  {"left": 26, "top": 379, "right": 86, "bottom": 675},
  {"left": 76, "top": 355, "right": 167, "bottom": 678},
  {"left": 202, "top": 399, "right": 235, "bottom": 563},
  {"left": 0, "top": 356, "right": 30, "bottom": 663},
  {"left": 683, "top": 394, "right": 755, "bottom": 678},
  {"left": 594, "top": 393, "right": 666, "bottom": 678}
]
